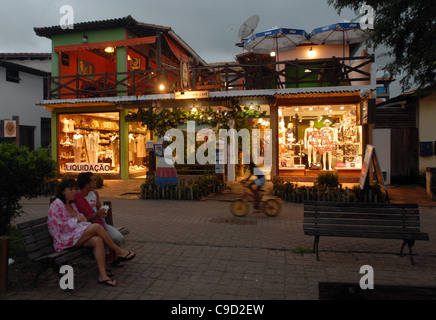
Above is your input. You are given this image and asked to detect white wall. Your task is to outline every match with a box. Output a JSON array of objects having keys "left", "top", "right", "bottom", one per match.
[
  {"left": 372, "top": 128, "right": 391, "bottom": 185},
  {"left": 418, "top": 93, "right": 436, "bottom": 174},
  {"left": 0, "top": 67, "right": 50, "bottom": 149}
]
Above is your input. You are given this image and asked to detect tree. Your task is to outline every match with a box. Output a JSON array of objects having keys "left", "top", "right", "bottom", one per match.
[
  {"left": 0, "top": 143, "right": 57, "bottom": 236},
  {"left": 327, "top": 0, "right": 436, "bottom": 94},
  {"left": 125, "top": 106, "right": 266, "bottom": 137}
]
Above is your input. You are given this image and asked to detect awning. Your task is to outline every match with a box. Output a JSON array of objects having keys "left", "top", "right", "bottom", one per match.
[
  {"left": 54, "top": 36, "right": 156, "bottom": 52},
  {"left": 163, "top": 34, "right": 188, "bottom": 61}
]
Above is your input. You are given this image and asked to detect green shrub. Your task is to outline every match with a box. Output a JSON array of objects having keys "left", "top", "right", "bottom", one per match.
[
  {"left": 315, "top": 171, "right": 339, "bottom": 189},
  {"left": 0, "top": 143, "right": 56, "bottom": 236}
]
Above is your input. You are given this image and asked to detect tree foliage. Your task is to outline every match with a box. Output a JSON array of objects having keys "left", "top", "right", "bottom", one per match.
[
  {"left": 125, "top": 106, "right": 267, "bottom": 137},
  {"left": 0, "top": 143, "right": 57, "bottom": 236},
  {"left": 328, "top": 0, "right": 436, "bottom": 94}
]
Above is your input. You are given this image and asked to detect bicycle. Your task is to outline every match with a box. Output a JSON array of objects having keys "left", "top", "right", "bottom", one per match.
[{"left": 230, "top": 181, "right": 281, "bottom": 217}]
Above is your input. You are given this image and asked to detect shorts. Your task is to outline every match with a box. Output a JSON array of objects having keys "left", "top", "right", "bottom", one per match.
[{"left": 254, "top": 176, "right": 266, "bottom": 187}]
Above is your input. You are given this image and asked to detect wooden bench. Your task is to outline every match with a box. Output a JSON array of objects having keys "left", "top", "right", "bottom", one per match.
[
  {"left": 17, "top": 201, "right": 129, "bottom": 286},
  {"left": 303, "top": 201, "right": 430, "bottom": 265}
]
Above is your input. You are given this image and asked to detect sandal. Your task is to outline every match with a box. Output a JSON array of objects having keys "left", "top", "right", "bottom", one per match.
[
  {"left": 116, "top": 250, "right": 136, "bottom": 262},
  {"left": 111, "top": 260, "right": 125, "bottom": 268},
  {"left": 106, "top": 269, "right": 115, "bottom": 277},
  {"left": 98, "top": 279, "right": 117, "bottom": 287}
]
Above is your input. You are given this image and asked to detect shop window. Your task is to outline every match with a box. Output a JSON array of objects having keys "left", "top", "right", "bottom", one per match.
[
  {"left": 19, "top": 125, "right": 35, "bottom": 150},
  {"left": 6, "top": 68, "right": 20, "bottom": 83},
  {"left": 278, "top": 105, "right": 362, "bottom": 171},
  {"left": 58, "top": 112, "right": 120, "bottom": 175},
  {"left": 40, "top": 117, "right": 51, "bottom": 149},
  {"left": 128, "top": 121, "right": 152, "bottom": 178}
]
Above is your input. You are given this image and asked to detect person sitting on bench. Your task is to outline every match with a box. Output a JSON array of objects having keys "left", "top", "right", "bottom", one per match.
[{"left": 47, "top": 179, "right": 136, "bottom": 287}]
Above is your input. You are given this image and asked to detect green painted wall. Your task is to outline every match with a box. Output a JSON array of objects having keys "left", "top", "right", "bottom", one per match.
[
  {"left": 51, "top": 28, "right": 126, "bottom": 78},
  {"left": 119, "top": 109, "right": 129, "bottom": 179},
  {"left": 49, "top": 28, "right": 129, "bottom": 177}
]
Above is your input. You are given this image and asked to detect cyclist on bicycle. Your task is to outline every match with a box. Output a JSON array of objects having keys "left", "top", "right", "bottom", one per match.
[{"left": 243, "top": 161, "right": 266, "bottom": 209}]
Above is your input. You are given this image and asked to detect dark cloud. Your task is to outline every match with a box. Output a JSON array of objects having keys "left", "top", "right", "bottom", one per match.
[{"left": 0, "top": 0, "right": 401, "bottom": 95}]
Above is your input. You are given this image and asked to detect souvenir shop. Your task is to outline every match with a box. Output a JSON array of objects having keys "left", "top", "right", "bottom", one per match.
[
  {"left": 277, "top": 103, "right": 363, "bottom": 177},
  {"left": 56, "top": 108, "right": 153, "bottom": 179}
]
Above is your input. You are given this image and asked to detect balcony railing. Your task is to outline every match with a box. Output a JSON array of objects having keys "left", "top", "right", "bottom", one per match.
[{"left": 47, "top": 55, "right": 374, "bottom": 100}]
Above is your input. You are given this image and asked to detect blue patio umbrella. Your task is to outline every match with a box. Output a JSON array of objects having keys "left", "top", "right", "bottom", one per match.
[
  {"left": 244, "top": 28, "right": 308, "bottom": 59},
  {"left": 309, "top": 22, "right": 371, "bottom": 56}
]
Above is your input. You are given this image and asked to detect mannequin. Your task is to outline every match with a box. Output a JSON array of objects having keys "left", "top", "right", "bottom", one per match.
[
  {"left": 320, "top": 119, "right": 337, "bottom": 170},
  {"left": 286, "top": 122, "right": 295, "bottom": 143},
  {"left": 279, "top": 121, "right": 287, "bottom": 154},
  {"left": 73, "top": 129, "right": 83, "bottom": 163},
  {"left": 304, "top": 120, "right": 318, "bottom": 167},
  {"left": 111, "top": 134, "right": 119, "bottom": 168},
  {"left": 62, "top": 118, "right": 69, "bottom": 132}
]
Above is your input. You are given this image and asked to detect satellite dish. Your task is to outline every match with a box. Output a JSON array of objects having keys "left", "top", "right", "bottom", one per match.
[{"left": 235, "top": 15, "right": 259, "bottom": 47}]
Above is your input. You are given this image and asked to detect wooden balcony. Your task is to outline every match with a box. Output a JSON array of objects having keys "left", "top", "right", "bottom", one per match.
[{"left": 47, "top": 55, "right": 374, "bottom": 100}]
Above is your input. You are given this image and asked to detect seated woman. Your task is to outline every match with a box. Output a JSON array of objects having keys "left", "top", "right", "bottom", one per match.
[{"left": 47, "top": 179, "right": 135, "bottom": 287}]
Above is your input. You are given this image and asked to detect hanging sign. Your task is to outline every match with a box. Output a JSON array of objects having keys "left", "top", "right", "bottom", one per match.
[
  {"left": 175, "top": 91, "right": 209, "bottom": 100},
  {"left": 1, "top": 120, "right": 17, "bottom": 138}
]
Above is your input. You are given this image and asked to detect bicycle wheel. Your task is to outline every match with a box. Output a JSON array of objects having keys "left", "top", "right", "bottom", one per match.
[
  {"left": 263, "top": 199, "right": 280, "bottom": 216},
  {"left": 231, "top": 199, "right": 249, "bottom": 217}
]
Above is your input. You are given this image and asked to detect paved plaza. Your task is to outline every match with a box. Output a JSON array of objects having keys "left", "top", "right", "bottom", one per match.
[{"left": 3, "top": 181, "right": 436, "bottom": 300}]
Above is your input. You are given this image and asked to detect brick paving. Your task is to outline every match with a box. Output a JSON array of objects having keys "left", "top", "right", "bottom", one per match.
[{"left": 3, "top": 181, "right": 436, "bottom": 300}]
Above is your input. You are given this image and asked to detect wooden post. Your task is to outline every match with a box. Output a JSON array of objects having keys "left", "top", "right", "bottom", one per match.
[
  {"left": 270, "top": 103, "right": 279, "bottom": 178},
  {"left": 0, "top": 236, "right": 9, "bottom": 293}
]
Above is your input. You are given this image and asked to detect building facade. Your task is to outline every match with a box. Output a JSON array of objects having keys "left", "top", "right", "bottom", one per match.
[
  {"left": 0, "top": 53, "right": 51, "bottom": 150},
  {"left": 36, "top": 16, "right": 376, "bottom": 181}
]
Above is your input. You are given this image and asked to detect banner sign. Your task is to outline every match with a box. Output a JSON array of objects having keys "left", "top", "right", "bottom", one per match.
[
  {"left": 175, "top": 91, "right": 209, "bottom": 100},
  {"left": 65, "top": 163, "right": 111, "bottom": 173}
]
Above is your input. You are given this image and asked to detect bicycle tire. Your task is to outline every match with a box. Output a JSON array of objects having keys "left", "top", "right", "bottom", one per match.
[
  {"left": 264, "top": 199, "right": 280, "bottom": 216},
  {"left": 231, "top": 199, "right": 249, "bottom": 217}
]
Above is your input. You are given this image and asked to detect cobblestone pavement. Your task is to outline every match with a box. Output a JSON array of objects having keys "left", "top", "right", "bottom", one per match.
[{"left": 4, "top": 182, "right": 436, "bottom": 300}]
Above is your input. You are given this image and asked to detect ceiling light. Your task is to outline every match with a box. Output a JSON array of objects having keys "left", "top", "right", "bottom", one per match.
[
  {"left": 105, "top": 47, "right": 115, "bottom": 53},
  {"left": 308, "top": 47, "right": 315, "bottom": 58}
]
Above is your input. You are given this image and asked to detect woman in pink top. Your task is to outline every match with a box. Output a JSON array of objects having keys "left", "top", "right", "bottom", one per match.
[{"left": 48, "top": 179, "right": 135, "bottom": 286}]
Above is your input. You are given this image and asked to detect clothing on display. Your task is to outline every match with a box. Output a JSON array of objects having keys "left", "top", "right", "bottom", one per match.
[
  {"left": 58, "top": 113, "right": 121, "bottom": 174},
  {"left": 279, "top": 106, "right": 362, "bottom": 170},
  {"left": 155, "top": 145, "right": 178, "bottom": 187}
]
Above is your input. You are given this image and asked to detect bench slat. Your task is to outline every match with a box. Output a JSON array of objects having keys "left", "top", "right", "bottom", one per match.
[
  {"left": 304, "top": 212, "right": 420, "bottom": 221},
  {"left": 17, "top": 217, "right": 47, "bottom": 230},
  {"left": 303, "top": 223, "right": 422, "bottom": 234},
  {"left": 304, "top": 205, "right": 419, "bottom": 215},
  {"left": 303, "top": 228, "right": 430, "bottom": 240},
  {"left": 304, "top": 217, "right": 421, "bottom": 227},
  {"left": 304, "top": 201, "right": 419, "bottom": 209}
]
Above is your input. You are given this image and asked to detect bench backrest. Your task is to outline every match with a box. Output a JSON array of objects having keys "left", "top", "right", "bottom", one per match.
[
  {"left": 17, "top": 217, "right": 54, "bottom": 260},
  {"left": 303, "top": 201, "right": 422, "bottom": 234}
]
